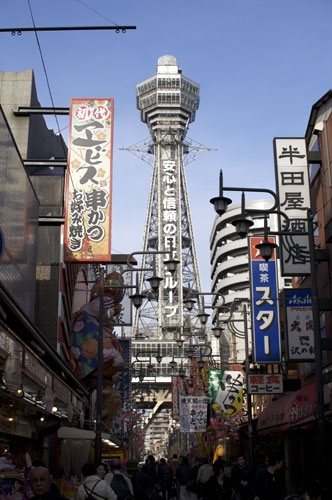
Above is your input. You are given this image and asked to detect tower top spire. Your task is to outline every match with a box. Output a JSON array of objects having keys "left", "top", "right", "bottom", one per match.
[
  {"left": 157, "top": 55, "right": 179, "bottom": 74},
  {"left": 136, "top": 55, "right": 200, "bottom": 139}
]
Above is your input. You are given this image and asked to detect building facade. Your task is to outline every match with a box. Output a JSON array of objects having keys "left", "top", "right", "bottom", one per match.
[{"left": 0, "top": 70, "right": 88, "bottom": 469}]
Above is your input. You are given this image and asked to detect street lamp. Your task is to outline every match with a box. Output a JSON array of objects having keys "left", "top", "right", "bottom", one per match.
[
  {"left": 210, "top": 169, "right": 327, "bottom": 493},
  {"left": 211, "top": 324, "right": 224, "bottom": 339}
]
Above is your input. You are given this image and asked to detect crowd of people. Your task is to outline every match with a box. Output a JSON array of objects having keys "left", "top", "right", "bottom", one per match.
[{"left": 23, "top": 454, "right": 321, "bottom": 500}]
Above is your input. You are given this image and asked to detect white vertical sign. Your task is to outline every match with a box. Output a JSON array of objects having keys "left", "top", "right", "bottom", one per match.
[
  {"left": 161, "top": 160, "right": 179, "bottom": 327},
  {"left": 274, "top": 138, "right": 311, "bottom": 275}
]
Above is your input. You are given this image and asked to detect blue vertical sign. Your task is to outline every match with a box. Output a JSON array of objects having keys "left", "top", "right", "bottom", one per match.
[{"left": 249, "top": 237, "right": 281, "bottom": 363}]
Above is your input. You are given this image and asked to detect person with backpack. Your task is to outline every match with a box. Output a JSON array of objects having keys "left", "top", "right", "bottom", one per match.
[
  {"left": 77, "top": 464, "right": 117, "bottom": 500},
  {"left": 105, "top": 459, "right": 134, "bottom": 500},
  {"left": 158, "top": 458, "right": 173, "bottom": 500}
]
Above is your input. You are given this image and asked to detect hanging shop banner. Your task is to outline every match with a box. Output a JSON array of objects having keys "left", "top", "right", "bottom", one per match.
[
  {"left": 114, "top": 339, "right": 131, "bottom": 405},
  {"left": 248, "top": 374, "right": 283, "bottom": 394},
  {"left": 64, "top": 98, "right": 114, "bottom": 262},
  {"left": 207, "top": 370, "right": 243, "bottom": 418},
  {"left": 179, "top": 395, "right": 208, "bottom": 433},
  {"left": 285, "top": 289, "right": 314, "bottom": 361},
  {"left": 249, "top": 236, "right": 281, "bottom": 363},
  {"left": 274, "top": 138, "right": 311, "bottom": 276},
  {"left": 215, "top": 371, "right": 244, "bottom": 417},
  {"left": 172, "top": 376, "right": 180, "bottom": 421}
]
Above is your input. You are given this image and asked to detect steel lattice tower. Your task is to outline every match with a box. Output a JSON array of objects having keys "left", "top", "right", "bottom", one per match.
[{"left": 134, "top": 55, "right": 203, "bottom": 341}]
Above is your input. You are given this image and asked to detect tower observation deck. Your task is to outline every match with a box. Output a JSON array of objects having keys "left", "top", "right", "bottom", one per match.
[{"left": 134, "top": 55, "right": 203, "bottom": 342}]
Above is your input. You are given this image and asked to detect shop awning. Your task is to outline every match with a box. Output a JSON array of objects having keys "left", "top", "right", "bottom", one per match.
[
  {"left": 257, "top": 383, "right": 317, "bottom": 434},
  {"left": 58, "top": 426, "right": 121, "bottom": 446}
]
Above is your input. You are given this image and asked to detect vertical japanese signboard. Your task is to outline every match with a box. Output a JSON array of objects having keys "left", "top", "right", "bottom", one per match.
[
  {"left": 64, "top": 98, "right": 114, "bottom": 261},
  {"left": 274, "top": 138, "right": 311, "bottom": 275},
  {"left": 161, "top": 159, "right": 180, "bottom": 328},
  {"left": 115, "top": 339, "right": 132, "bottom": 405},
  {"left": 207, "top": 370, "right": 243, "bottom": 418},
  {"left": 171, "top": 376, "right": 180, "bottom": 421},
  {"left": 285, "top": 289, "right": 314, "bottom": 361},
  {"left": 249, "top": 236, "right": 281, "bottom": 363},
  {"left": 179, "top": 395, "right": 208, "bottom": 433}
]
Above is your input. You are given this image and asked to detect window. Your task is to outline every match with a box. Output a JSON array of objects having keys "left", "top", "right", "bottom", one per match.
[{"left": 309, "top": 137, "right": 321, "bottom": 182}]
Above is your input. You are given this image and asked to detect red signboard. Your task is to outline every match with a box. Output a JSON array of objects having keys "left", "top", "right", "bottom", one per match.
[{"left": 64, "top": 98, "right": 114, "bottom": 261}]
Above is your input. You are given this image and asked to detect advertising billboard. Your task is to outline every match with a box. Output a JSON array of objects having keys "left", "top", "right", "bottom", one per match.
[
  {"left": 64, "top": 98, "right": 114, "bottom": 262},
  {"left": 249, "top": 236, "right": 281, "bottom": 363},
  {"left": 274, "top": 138, "right": 311, "bottom": 275},
  {"left": 285, "top": 289, "right": 314, "bottom": 361}
]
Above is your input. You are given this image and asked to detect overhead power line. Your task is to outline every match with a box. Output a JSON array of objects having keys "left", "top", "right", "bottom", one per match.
[{"left": 1, "top": 25, "right": 136, "bottom": 34}]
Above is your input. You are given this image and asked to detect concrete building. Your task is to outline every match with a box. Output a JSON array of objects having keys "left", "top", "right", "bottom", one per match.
[
  {"left": 209, "top": 199, "right": 292, "bottom": 366},
  {"left": 0, "top": 70, "right": 88, "bottom": 466}
]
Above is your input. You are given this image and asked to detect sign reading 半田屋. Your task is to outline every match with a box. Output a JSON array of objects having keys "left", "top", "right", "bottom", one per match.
[
  {"left": 273, "top": 138, "right": 311, "bottom": 276},
  {"left": 64, "top": 98, "right": 114, "bottom": 261}
]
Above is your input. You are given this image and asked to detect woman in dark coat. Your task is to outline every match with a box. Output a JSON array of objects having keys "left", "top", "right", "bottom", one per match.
[
  {"left": 176, "top": 456, "right": 191, "bottom": 500},
  {"left": 203, "top": 460, "right": 233, "bottom": 500}
]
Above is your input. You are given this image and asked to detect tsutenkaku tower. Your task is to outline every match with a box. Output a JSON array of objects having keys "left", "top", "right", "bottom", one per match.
[{"left": 134, "top": 55, "right": 203, "bottom": 340}]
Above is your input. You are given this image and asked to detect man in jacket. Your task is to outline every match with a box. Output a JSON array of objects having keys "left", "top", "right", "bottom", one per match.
[
  {"left": 231, "top": 456, "right": 254, "bottom": 500},
  {"left": 29, "top": 467, "right": 67, "bottom": 500},
  {"left": 105, "top": 458, "right": 133, "bottom": 500},
  {"left": 158, "top": 459, "right": 173, "bottom": 500}
]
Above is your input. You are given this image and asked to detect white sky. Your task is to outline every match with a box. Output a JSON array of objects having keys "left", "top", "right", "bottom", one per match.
[{"left": 1, "top": 0, "right": 332, "bottom": 292}]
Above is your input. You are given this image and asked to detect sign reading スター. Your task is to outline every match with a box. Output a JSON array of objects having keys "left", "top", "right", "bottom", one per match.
[
  {"left": 64, "top": 98, "right": 114, "bottom": 261},
  {"left": 249, "top": 236, "right": 281, "bottom": 363}
]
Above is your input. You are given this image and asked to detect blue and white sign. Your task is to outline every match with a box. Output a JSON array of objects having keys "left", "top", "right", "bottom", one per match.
[
  {"left": 249, "top": 237, "right": 281, "bottom": 363},
  {"left": 285, "top": 289, "right": 314, "bottom": 361}
]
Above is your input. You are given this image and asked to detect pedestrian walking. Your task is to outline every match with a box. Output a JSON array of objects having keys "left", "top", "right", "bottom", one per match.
[
  {"left": 77, "top": 464, "right": 117, "bottom": 500},
  {"left": 189, "top": 458, "right": 201, "bottom": 490},
  {"left": 158, "top": 459, "right": 173, "bottom": 500},
  {"left": 96, "top": 464, "right": 108, "bottom": 480},
  {"left": 29, "top": 467, "right": 68, "bottom": 500},
  {"left": 142, "top": 456, "right": 160, "bottom": 489},
  {"left": 169, "top": 455, "right": 179, "bottom": 479},
  {"left": 231, "top": 455, "right": 254, "bottom": 500},
  {"left": 253, "top": 454, "right": 284, "bottom": 500},
  {"left": 196, "top": 458, "right": 213, "bottom": 500},
  {"left": 202, "top": 461, "right": 232, "bottom": 500},
  {"left": 176, "top": 457, "right": 191, "bottom": 500},
  {"left": 104, "top": 458, "right": 134, "bottom": 500}
]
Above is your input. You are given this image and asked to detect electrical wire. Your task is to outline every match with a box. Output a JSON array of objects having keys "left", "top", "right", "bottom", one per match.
[
  {"left": 26, "top": 0, "right": 99, "bottom": 261},
  {"left": 73, "top": 0, "right": 120, "bottom": 27},
  {"left": 26, "top": 0, "right": 67, "bottom": 160}
]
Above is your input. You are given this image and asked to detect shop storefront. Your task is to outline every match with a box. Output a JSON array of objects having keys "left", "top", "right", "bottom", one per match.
[
  {"left": 0, "top": 324, "right": 87, "bottom": 477},
  {"left": 257, "top": 383, "right": 332, "bottom": 491}
]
